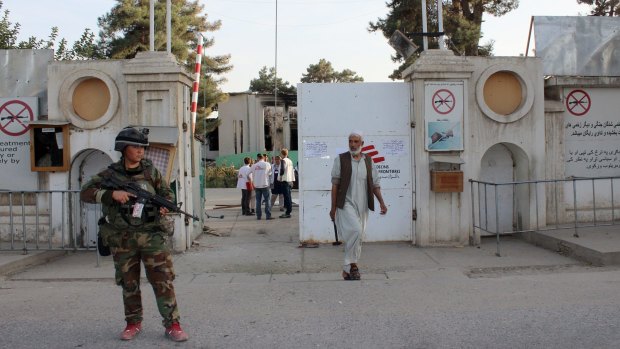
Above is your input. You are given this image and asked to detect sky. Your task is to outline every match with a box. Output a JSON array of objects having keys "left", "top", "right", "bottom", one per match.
[{"left": 3, "top": 0, "right": 593, "bottom": 92}]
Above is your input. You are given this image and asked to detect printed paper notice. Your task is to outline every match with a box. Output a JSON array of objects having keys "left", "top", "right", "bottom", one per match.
[
  {"left": 382, "top": 139, "right": 405, "bottom": 156},
  {"left": 304, "top": 141, "right": 328, "bottom": 158}
]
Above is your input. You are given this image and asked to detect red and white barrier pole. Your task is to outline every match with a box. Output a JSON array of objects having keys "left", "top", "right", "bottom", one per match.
[{"left": 191, "top": 34, "right": 203, "bottom": 133}]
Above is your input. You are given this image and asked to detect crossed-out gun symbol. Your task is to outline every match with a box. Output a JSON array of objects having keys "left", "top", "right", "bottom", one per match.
[{"left": 1, "top": 107, "right": 29, "bottom": 127}]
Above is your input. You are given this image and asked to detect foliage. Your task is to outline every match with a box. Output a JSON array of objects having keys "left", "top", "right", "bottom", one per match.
[
  {"left": 300, "top": 59, "right": 364, "bottom": 83},
  {"left": 204, "top": 164, "right": 237, "bottom": 188},
  {"left": 0, "top": 2, "right": 102, "bottom": 59},
  {"left": 249, "top": 66, "right": 297, "bottom": 94},
  {"left": 368, "top": 0, "right": 518, "bottom": 79},
  {"left": 97, "top": 0, "right": 232, "bottom": 137},
  {"left": 0, "top": 1, "right": 54, "bottom": 50},
  {"left": 195, "top": 115, "right": 221, "bottom": 139},
  {"left": 577, "top": 0, "right": 619, "bottom": 16},
  {"left": 1, "top": 0, "right": 230, "bottom": 139}
]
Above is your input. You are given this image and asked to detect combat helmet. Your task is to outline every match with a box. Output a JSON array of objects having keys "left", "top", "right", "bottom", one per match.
[{"left": 114, "top": 127, "right": 149, "bottom": 151}]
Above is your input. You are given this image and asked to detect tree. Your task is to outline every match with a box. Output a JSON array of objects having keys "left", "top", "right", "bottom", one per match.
[
  {"left": 0, "top": 1, "right": 102, "bottom": 59},
  {"left": 0, "top": 1, "right": 54, "bottom": 49},
  {"left": 300, "top": 59, "right": 364, "bottom": 83},
  {"left": 98, "top": 0, "right": 233, "bottom": 136},
  {"left": 249, "top": 66, "right": 297, "bottom": 94},
  {"left": 577, "top": 0, "right": 619, "bottom": 16},
  {"left": 369, "top": 0, "right": 519, "bottom": 79}
]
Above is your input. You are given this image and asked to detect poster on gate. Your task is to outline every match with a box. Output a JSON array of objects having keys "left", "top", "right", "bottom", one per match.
[
  {"left": 424, "top": 81, "right": 464, "bottom": 151},
  {"left": 0, "top": 97, "right": 39, "bottom": 190}
]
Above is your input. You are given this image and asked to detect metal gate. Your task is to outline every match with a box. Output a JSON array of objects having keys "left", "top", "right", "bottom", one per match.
[
  {"left": 298, "top": 83, "right": 414, "bottom": 242},
  {"left": 0, "top": 190, "right": 99, "bottom": 253}
]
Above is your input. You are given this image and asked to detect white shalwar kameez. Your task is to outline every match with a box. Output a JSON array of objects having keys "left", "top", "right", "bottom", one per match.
[{"left": 331, "top": 154, "right": 380, "bottom": 272}]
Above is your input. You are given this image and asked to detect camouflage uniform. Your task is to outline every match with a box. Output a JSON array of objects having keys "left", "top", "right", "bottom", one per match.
[{"left": 81, "top": 158, "right": 180, "bottom": 327}]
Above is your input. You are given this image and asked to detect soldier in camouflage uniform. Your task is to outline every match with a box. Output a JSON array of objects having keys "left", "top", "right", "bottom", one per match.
[{"left": 80, "top": 127, "right": 189, "bottom": 342}]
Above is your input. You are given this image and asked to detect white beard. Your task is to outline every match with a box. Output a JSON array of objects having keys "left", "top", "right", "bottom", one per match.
[{"left": 350, "top": 148, "right": 361, "bottom": 156}]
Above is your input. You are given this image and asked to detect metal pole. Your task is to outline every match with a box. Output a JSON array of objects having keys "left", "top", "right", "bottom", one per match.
[
  {"left": 166, "top": 0, "right": 172, "bottom": 53},
  {"left": 535, "top": 182, "right": 539, "bottom": 230},
  {"left": 35, "top": 192, "right": 40, "bottom": 250},
  {"left": 48, "top": 192, "right": 52, "bottom": 249},
  {"left": 21, "top": 192, "right": 26, "bottom": 253},
  {"left": 478, "top": 183, "right": 482, "bottom": 232},
  {"left": 421, "top": 0, "right": 429, "bottom": 50},
  {"left": 612, "top": 178, "right": 615, "bottom": 224},
  {"left": 150, "top": 0, "right": 155, "bottom": 51},
  {"left": 62, "top": 192, "right": 66, "bottom": 249},
  {"left": 470, "top": 180, "right": 476, "bottom": 245},
  {"left": 10, "top": 192, "right": 14, "bottom": 250},
  {"left": 436, "top": 0, "right": 446, "bottom": 50},
  {"left": 554, "top": 180, "right": 559, "bottom": 229},
  {"left": 484, "top": 184, "right": 488, "bottom": 232},
  {"left": 495, "top": 185, "right": 501, "bottom": 257},
  {"left": 274, "top": 0, "right": 278, "bottom": 153},
  {"left": 592, "top": 178, "right": 597, "bottom": 225},
  {"left": 573, "top": 179, "right": 579, "bottom": 238}
]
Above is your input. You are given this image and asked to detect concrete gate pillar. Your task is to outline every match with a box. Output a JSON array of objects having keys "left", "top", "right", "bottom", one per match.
[
  {"left": 403, "top": 50, "right": 545, "bottom": 247},
  {"left": 122, "top": 51, "right": 197, "bottom": 251},
  {"left": 403, "top": 50, "right": 474, "bottom": 246}
]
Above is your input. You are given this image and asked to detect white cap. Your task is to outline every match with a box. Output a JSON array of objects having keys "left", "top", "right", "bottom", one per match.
[{"left": 349, "top": 130, "right": 364, "bottom": 141}]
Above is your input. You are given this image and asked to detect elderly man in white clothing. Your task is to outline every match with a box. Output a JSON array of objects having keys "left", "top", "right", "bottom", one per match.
[{"left": 329, "top": 131, "right": 387, "bottom": 280}]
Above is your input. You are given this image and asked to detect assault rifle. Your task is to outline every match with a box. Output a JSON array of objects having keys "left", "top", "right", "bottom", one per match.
[{"left": 102, "top": 175, "right": 199, "bottom": 221}]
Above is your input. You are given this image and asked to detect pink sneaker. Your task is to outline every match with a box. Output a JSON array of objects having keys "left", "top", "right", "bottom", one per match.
[
  {"left": 165, "top": 322, "right": 189, "bottom": 342},
  {"left": 120, "top": 322, "right": 142, "bottom": 341}
]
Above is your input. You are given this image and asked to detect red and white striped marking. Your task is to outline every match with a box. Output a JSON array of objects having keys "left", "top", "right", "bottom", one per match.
[
  {"left": 190, "top": 34, "right": 203, "bottom": 132},
  {"left": 362, "top": 145, "right": 385, "bottom": 163}
]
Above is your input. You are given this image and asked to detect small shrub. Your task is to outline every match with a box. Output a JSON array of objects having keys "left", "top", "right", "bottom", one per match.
[{"left": 205, "top": 164, "right": 238, "bottom": 188}]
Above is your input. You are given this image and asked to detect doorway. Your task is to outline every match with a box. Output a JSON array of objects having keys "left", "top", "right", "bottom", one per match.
[{"left": 73, "top": 149, "right": 113, "bottom": 247}]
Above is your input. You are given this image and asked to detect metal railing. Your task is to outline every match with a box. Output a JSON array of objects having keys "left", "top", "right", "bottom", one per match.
[
  {"left": 470, "top": 176, "right": 620, "bottom": 256},
  {"left": 0, "top": 190, "right": 101, "bottom": 255}
]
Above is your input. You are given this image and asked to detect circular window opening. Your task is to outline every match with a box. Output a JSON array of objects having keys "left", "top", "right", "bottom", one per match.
[
  {"left": 72, "top": 78, "right": 111, "bottom": 121},
  {"left": 483, "top": 71, "right": 522, "bottom": 116}
]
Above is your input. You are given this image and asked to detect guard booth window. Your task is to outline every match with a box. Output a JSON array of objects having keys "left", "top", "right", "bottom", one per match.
[{"left": 30, "top": 124, "right": 70, "bottom": 172}]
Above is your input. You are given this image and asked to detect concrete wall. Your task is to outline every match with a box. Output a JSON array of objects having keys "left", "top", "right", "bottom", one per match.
[
  {"left": 544, "top": 77, "right": 620, "bottom": 224},
  {"left": 404, "top": 51, "right": 546, "bottom": 246},
  {"left": 44, "top": 52, "right": 201, "bottom": 251}
]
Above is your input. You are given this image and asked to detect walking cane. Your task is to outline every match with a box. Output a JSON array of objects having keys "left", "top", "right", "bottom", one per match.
[{"left": 332, "top": 219, "right": 342, "bottom": 246}]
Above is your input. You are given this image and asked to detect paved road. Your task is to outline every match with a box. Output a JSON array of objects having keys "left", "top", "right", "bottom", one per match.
[{"left": 2, "top": 189, "right": 620, "bottom": 348}]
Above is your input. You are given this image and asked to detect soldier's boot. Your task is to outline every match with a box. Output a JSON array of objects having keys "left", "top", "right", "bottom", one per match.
[
  {"left": 165, "top": 322, "right": 189, "bottom": 342},
  {"left": 120, "top": 322, "right": 142, "bottom": 341}
]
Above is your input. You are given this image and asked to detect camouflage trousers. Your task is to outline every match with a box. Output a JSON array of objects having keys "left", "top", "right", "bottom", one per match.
[{"left": 111, "top": 231, "right": 180, "bottom": 328}]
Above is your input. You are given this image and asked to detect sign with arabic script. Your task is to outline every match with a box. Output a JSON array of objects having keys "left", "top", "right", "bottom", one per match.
[{"left": 564, "top": 88, "right": 620, "bottom": 176}]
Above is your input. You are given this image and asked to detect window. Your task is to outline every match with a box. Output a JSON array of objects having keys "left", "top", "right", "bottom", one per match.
[{"left": 30, "top": 124, "right": 70, "bottom": 172}]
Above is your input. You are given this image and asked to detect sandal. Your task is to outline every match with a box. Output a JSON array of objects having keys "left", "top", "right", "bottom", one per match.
[
  {"left": 349, "top": 264, "right": 361, "bottom": 280},
  {"left": 342, "top": 271, "right": 352, "bottom": 280}
]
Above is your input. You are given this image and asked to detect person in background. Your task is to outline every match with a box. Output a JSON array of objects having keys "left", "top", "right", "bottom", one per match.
[
  {"left": 249, "top": 158, "right": 256, "bottom": 214},
  {"left": 80, "top": 127, "right": 189, "bottom": 342},
  {"left": 251, "top": 153, "right": 273, "bottom": 220},
  {"left": 237, "top": 157, "right": 253, "bottom": 216},
  {"left": 270, "top": 155, "right": 284, "bottom": 211},
  {"left": 278, "top": 148, "right": 295, "bottom": 218},
  {"left": 329, "top": 131, "right": 387, "bottom": 281}
]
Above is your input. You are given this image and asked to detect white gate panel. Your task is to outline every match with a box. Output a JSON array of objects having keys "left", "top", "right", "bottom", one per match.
[{"left": 298, "top": 83, "right": 413, "bottom": 242}]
